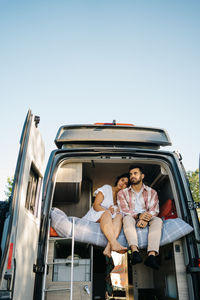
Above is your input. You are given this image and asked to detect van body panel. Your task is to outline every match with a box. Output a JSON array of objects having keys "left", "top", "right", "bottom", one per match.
[{"left": 0, "top": 110, "right": 45, "bottom": 300}]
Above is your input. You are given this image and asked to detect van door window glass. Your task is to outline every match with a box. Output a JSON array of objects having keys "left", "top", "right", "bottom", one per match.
[{"left": 25, "top": 165, "right": 40, "bottom": 216}]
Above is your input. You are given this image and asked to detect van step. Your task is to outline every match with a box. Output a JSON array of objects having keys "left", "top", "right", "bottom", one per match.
[
  {"left": 46, "top": 260, "right": 74, "bottom": 266},
  {"left": 45, "top": 287, "right": 71, "bottom": 292}
]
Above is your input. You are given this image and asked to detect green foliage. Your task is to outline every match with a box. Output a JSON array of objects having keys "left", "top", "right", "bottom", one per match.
[
  {"left": 187, "top": 169, "right": 200, "bottom": 202},
  {"left": 4, "top": 177, "right": 14, "bottom": 201}
]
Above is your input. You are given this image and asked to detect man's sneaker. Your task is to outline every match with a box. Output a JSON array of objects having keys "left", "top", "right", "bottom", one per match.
[
  {"left": 131, "top": 251, "right": 143, "bottom": 265},
  {"left": 144, "top": 255, "right": 159, "bottom": 270}
]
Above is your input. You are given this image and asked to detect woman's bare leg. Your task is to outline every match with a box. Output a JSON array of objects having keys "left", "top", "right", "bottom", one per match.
[
  {"left": 100, "top": 211, "right": 127, "bottom": 256},
  {"left": 103, "top": 214, "right": 125, "bottom": 257}
]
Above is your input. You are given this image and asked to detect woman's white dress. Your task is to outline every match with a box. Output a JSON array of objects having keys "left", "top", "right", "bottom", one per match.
[{"left": 82, "top": 185, "right": 117, "bottom": 222}]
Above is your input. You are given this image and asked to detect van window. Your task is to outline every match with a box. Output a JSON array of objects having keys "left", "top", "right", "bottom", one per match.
[{"left": 25, "top": 164, "right": 40, "bottom": 216}]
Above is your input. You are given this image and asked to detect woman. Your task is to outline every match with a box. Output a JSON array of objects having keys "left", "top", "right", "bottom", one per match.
[{"left": 82, "top": 173, "right": 129, "bottom": 257}]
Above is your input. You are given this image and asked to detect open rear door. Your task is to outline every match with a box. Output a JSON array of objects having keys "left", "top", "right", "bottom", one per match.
[{"left": 0, "top": 110, "right": 45, "bottom": 300}]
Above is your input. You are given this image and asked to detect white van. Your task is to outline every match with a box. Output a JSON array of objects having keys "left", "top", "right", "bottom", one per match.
[{"left": 0, "top": 110, "right": 199, "bottom": 300}]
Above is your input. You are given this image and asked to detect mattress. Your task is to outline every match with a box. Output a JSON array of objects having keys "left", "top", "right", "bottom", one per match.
[{"left": 50, "top": 207, "right": 193, "bottom": 249}]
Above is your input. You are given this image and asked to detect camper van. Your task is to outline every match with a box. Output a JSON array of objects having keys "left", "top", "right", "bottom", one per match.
[{"left": 0, "top": 110, "right": 199, "bottom": 300}]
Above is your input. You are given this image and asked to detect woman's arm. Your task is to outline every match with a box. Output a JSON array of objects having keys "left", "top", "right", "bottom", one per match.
[
  {"left": 93, "top": 192, "right": 106, "bottom": 212},
  {"left": 93, "top": 191, "right": 114, "bottom": 214}
]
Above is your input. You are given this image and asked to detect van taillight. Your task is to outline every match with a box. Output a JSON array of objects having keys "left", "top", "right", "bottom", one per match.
[{"left": 7, "top": 243, "right": 13, "bottom": 270}]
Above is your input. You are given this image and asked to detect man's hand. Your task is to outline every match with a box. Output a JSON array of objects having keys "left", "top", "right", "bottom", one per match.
[
  {"left": 139, "top": 212, "right": 152, "bottom": 222},
  {"left": 137, "top": 219, "right": 148, "bottom": 228},
  {"left": 108, "top": 205, "right": 120, "bottom": 215},
  {"left": 108, "top": 205, "right": 115, "bottom": 214}
]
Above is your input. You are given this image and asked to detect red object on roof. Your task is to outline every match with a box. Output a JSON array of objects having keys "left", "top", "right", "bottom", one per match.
[{"left": 94, "top": 123, "right": 134, "bottom": 126}]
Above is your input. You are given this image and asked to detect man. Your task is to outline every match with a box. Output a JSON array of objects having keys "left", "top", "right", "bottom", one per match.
[{"left": 117, "top": 165, "right": 163, "bottom": 269}]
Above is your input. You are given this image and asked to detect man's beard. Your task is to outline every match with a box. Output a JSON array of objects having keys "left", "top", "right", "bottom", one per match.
[{"left": 131, "top": 178, "right": 142, "bottom": 185}]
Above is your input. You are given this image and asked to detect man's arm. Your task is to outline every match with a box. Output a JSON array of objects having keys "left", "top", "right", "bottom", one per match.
[
  {"left": 138, "top": 188, "right": 159, "bottom": 226},
  {"left": 147, "top": 189, "right": 159, "bottom": 217},
  {"left": 139, "top": 189, "right": 159, "bottom": 222}
]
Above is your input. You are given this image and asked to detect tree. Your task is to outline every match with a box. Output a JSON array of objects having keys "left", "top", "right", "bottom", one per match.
[
  {"left": 4, "top": 177, "right": 14, "bottom": 201},
  {"left": 187, "top": 169, "right": 200, "bottom": 203}
]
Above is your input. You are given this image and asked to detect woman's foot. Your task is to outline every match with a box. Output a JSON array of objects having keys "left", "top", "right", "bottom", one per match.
[
  {"left": 103, "top": 243, "right": 112, "bottom": 257},
  {"left": 111, "top": 240, "right": 127, "bottom": 254}
]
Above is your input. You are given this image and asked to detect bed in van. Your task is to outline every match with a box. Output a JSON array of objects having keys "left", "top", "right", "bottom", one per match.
[{"left": 0, "top": 110, "right": 199, "bottom": 300}]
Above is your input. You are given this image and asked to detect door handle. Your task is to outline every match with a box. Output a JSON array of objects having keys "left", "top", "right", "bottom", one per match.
[{"left": 84, "top": 285, "right": 90, "bottom": 294}]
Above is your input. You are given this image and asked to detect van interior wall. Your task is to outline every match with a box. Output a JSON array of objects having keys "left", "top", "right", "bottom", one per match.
[
  {"left": 133, "top": 244, "right": 177, "bottom": 299},
  {"left": 52, "top": 180, "right": 91, "bottom": 218},
  {"left": 52, "top": 161, "right": 133, "bottom": 217},
  {"left": 154, "top": 177, "right": 174, "bottom": 206},
  {"left": 154, "top": 243, "right": 177, "bottom": 299}
]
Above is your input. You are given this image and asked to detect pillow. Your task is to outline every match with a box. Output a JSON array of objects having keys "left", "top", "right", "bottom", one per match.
[
  {"left": 158, "top": 199, "right": 178, "bottom": 220},
  {"left": 50, "top": 207, "right": 72, "bottom": 237},
  {"left": 50, "top": 208, "right": 193, "bottom": 249},
  {"left": 159, "top": 218, "right": 193, "bottom": 246},
  {"left": 50, "top": 226, "right": 59, "bottom": 237}
]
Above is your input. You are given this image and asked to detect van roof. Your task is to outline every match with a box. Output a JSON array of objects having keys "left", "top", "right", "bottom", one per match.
[{"left": 54, "top": 124, "right": 171, "bottom": 149}]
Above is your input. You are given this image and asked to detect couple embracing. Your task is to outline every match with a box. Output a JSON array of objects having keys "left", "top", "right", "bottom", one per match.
[{"left": 83, "top": 165, "right": 163, "bottom": 270}]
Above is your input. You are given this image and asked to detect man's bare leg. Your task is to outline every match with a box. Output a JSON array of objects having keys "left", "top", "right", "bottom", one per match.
[
  {"left": 148, "top": 251, "right": 156, "bottom": 256},
  {"left": 100, "top": 211, "right": 127, "bottom": 256},
  {"left": 130, "top": 245, "right": 139, "bottom": 252},
  {"left": 103, "top": 214, "right": 125, "bottom": 257}
]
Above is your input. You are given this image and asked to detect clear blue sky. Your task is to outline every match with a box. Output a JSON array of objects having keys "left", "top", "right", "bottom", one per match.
[{"left": 0, "top": 0, "right": 199, "bottom": 199}]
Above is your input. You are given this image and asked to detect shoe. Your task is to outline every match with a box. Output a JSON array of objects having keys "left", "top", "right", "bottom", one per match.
[
  {"left": 144, "top": 255, "right": 159, "bottom": 270},
  {"left": 131, "top": 251, "right": 143, "bottom": 265}
]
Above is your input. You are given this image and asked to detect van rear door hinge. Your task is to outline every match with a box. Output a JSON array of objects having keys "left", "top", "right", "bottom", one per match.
[
  {"left": 4, "top": 274, "right": 12, "bottom": 291},
  {"left": 173, "top": 150, "right": 182, "bottom": 161},
  {"left": 33, "top": 264, "right": 45, "bottom": 274}
]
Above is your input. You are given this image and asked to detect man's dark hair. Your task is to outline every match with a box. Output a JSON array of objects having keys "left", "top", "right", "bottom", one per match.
[
  {"left": 129, "top": 165, "right": 144, "bottom": 174},
  {"left": 114, "top": 173, "right": 129, "bottom": 186}
]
